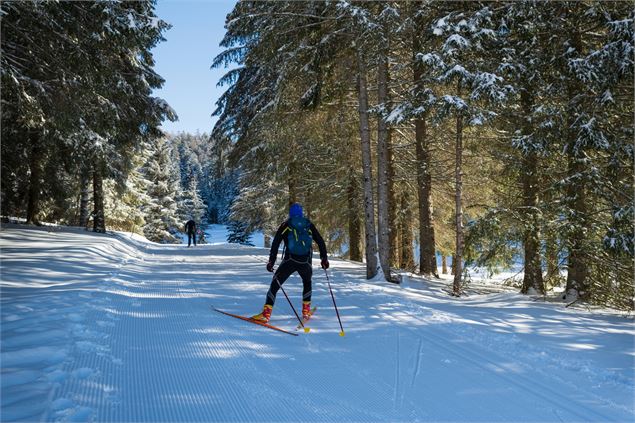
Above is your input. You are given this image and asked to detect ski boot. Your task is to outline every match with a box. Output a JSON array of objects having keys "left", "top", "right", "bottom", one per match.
[
  {"left": 251, "top": 304, "right": 272, "bottom": 323},
  {"left": 302, "top": 301, "right": 311, "bottom": 320}
]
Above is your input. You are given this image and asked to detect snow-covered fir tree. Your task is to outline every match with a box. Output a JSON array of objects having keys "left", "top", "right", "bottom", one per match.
[
  {"left": 427, "top": 4, "right": 512, "bottom": 294},
  {"left": 103, "top": 145, "right": 152, "bottom": 233},
  {"left": 142, "top": 137, "right": 181, "bottom": 244},
  {"left": 1, "top": 1, "right": 175, "bottom": 231},
  {"left": 226, "top": 220, "right": 254, "bottom": 246},
  {"left": 180, "top": 172, "right": 208, "bottom": 243},
  {"left": 180, "top": 173, "right": 205, "bottom": 222},
  {"left": 204, "top": 135, "right": 237, "bottom": 225}
]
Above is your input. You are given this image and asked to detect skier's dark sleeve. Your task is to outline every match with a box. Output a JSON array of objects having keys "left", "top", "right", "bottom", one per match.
[
  {"left": 268, "top": 222, "right": 288, "bottom": 264},
  {"left": 310, "top": 223, "right": 328, "bottom": 260}
]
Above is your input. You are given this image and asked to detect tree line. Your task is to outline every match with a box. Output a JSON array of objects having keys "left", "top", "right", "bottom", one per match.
[
  {"left": 212, "top": 1, "right": 633, "bottom": 309},
  {"left": 0, "top": 2, "right": 229, "bottom": 243},
  {"left": 2, "top": 1, "right": 173, "bottom": 231},
  {"left": 1, "top": 1, "right": 631, "bottom": 309}
]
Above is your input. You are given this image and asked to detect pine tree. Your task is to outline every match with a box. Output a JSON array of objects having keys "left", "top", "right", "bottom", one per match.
[
  {"left": 428, "top": 5, "right": 512, "bottom": 295},
  {"left": 540, "top": 2, "right": 633, "bottom": 304},
  {"left": 410, "top": 2, "right": 440, "bottom": 278},
  {"left": 226, "top": 184, "right": 254, "bottom": 247},
  {"left": 210, "top": 0, "right": 633, "bottom": 310},
  {"left": 104, "top": 149, "right": 151, "bottom": 234},
  {"left": 1, "top": 1, "right": 175, "bottom": 231},
  {"left": 142, "top": 138, "right": 180, "bottom": 244},
  {"left": 226, "top": 220, "right": 254, "bottom": 246},
  {"left": 181, "top": 173, "right": 207, "bottom": 243}
]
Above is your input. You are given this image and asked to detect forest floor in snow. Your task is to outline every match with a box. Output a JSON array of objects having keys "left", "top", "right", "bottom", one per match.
[{"left": 1, "top": 224, "right": 634, "bottom": 422}]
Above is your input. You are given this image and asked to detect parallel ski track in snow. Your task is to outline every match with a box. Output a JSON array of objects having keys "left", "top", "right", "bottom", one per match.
[
  {"left": 202, "top": 256, "right": 399, "bottom": 422},
  {"left": 382, "top": 308, "right": 614, "bottom": 422},
  {"left": 333, "top": 275, "right": 626, "bottom": 422},
  {"left": 4, "top": 229, "right": 630, "bottom": 423},
  {"left": 245, "top": 255, "right": 630, "bottom": 422},
  {"left": 204, "top": 253, "right": 437, "bottom": 421},
  {"left": 49, "top": 247, "right": 395, "bottom": 422},
  {"left": 47, "top": 254, "right": 269, "bottom": 421}
]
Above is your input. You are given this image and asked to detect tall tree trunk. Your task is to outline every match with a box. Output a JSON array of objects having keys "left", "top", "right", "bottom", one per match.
[
  {"left": 415, "top": 115, "right": 437, "bottom": 277},
  {"left": 342, "top": 89, "right": 363, "bottom": 263},
  {"left": 356, "top": 48, "right": 378, "bottom": 279},
  {"left": 565, "top": 154, "right": 588, "bottom": 299},
  {"left": 79, "top": 168, "right": 91, "bottom": 227},
  {"left": 305, "top": 187, "right": 312, "bottom": 220},
  {"left": 413, "top": 10, "right": 437, "bottom": 277},
  {"left": 388, "top": 137, "right": 398, "bottom": 268},
  {"left": 347, "top": 170, "right": 362, "bottom": 262},
  {"left": 441, "top": 254, "right": 448, "bottom": 274},
  {"left": 393, "top": 222, "right": 402, "bottom": 269},
  {"left": 564, "top": 22, "right": 588, "bottom": 300},
  {"left": 93, "top": 168, "right": 106, "bottom": 233},
  {"left": 26, "top": 129, "right": 42, "bottom": 225},
  {"left": 520, "top": 89, "right": 545, "bottom": 295},
  {"left": 545, "top": 235, "right": 559, "bottom": 282},
  {"left": 453, "top": 81, "right": 464, "bottom": 295},
  {"left": 376, "top": 47, "right": 393, "bottom": 282},
  {"left": 399, "top": 191, "right": 415, "bottom": 271},
  {"left": 428, "top": 224, "right": 438, "bottom": 276},
  {"left": 521, "top": 153, "right": 544, "bottom": 294},
  {"left": 264, "top": 234, "right": 271, "bottom": 249}
]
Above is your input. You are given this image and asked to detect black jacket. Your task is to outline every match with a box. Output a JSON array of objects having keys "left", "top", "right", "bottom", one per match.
[
  {"left": 185, "top": 220, "right": 196, "bottom": 234},
  {"left": 269, "top": 219, "right": 327, "bottom": 264}
]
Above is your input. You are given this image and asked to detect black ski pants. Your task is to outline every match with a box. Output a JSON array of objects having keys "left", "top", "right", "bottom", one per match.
[
  {"left": 187, "top": 231, "right": 196, "bottom": 247},
  {"left": 265, "top": 258, "right": 312, "bottom": 307}
]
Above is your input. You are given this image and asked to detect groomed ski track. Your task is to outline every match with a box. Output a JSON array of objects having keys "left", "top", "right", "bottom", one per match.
[{"left": 1, "top": 226, "right": 633, "bottom": 422}]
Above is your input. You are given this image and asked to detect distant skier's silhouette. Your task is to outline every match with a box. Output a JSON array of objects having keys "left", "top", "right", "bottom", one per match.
[{"left": 184, "top": 220, "right": 197, "bottom": 247}]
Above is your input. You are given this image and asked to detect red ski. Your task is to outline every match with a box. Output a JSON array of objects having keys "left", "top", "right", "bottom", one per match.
[{"left": 211, "top": 306, "right": 299, "bottom": 336}]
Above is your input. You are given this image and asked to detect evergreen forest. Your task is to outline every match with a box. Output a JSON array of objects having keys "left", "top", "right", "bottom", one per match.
[{"left": 2, "top": 1, "right": 633, "bottom": 310}]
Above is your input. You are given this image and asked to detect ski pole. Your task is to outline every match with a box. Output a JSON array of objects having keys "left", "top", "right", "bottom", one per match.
[
  {"left": 324, "top": 269, "right": 345, "bottom": 336},
  {"left": 273, "top": 273, "right": 310, "bottom": 333}
]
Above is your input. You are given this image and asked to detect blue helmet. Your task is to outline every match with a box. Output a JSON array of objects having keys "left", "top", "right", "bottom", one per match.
[{"left": 289, "top": 203, "right": 303, "bottom": 218}]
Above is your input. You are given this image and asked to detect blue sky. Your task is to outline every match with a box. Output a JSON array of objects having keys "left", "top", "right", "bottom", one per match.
[{"left": 152, "top": 0, "right": 237, "bottom": 135}]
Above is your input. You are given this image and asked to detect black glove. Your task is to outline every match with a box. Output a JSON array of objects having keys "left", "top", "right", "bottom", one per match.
[
  {"left": 266, "top": 262, "right": 274, "bottom": 272},
  {"left": 321, "top": 259, "right": 329, "bottom": 270}
]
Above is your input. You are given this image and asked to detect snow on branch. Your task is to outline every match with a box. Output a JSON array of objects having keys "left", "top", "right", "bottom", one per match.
[
  {"left": 440, "top": 95, "right": 468, "bottom": 112},
  {"left": 443, "top": 34, "right": 470, "bottom": 54},
  {"left": 152, "top": 97, "right": 178, "bottom": 123},
  {"left": 415, "top": 52, "right": 445, "bottom": 69},
  {"left": 575, "top": 116, "right": 609, "bottom": 151},
  {"left": 439, "top": 64, "right": 472, "bottom": 83},
  {"left": 470, "top": 72, "right": 512, "bottom": 103}
]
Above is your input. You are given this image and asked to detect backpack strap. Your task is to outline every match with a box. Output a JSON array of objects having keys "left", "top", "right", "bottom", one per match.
[{"left": 280, "top": 223, "right": 290, "bottom": 261}]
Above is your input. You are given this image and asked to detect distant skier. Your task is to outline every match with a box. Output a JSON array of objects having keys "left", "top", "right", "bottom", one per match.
[
  {"left": 252, "top": 203, "right": 329, "bottom": 323},
  {"left": 184, "top": 219, "right": 197, "bottom": 247}
]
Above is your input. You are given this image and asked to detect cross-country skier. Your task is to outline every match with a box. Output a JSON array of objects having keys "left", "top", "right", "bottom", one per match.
[
  {"left": 184, "top": 219, "right": 197, "bottom": 247},
  {"left": 252, "top": 203, "right": 329, "bottom": 323}
]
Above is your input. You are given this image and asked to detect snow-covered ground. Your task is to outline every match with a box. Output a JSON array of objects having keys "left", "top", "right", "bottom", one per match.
[{"left": 1, "top": 225, "right": 634, "bottom": 422}]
